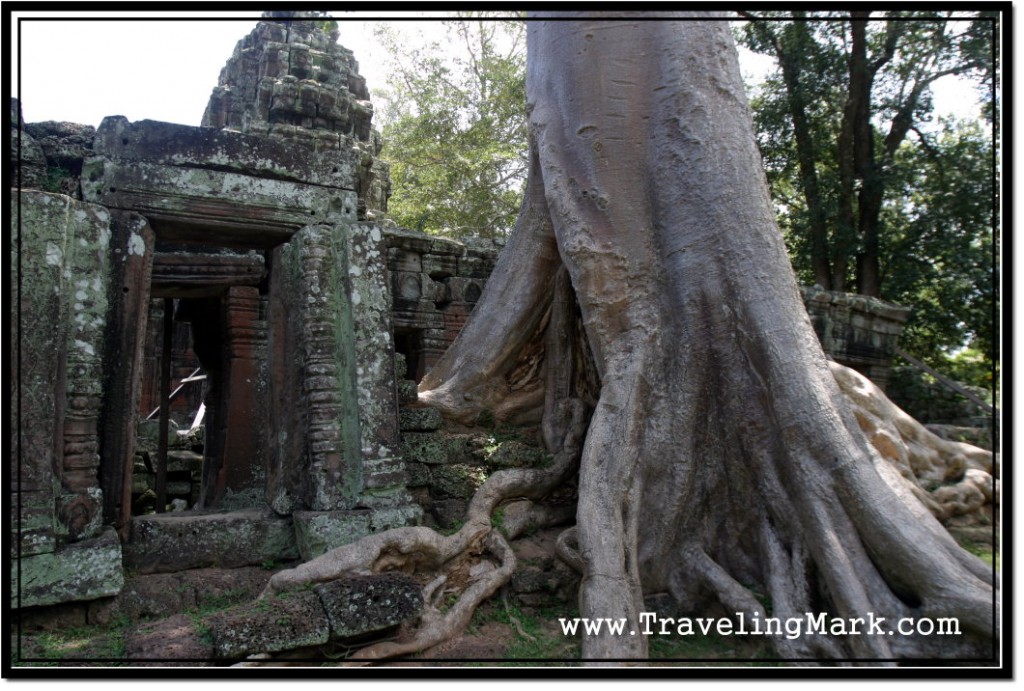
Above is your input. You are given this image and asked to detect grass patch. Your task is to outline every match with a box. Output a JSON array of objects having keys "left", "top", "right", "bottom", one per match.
[
  {"left": 18, "top": 618, "right": 130, "bottom": 665},
  {"left": 959, "top": 540, "right": 995, "bottom": 567}
]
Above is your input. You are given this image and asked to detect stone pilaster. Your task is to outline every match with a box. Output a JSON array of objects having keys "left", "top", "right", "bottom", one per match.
[
  {"left": 216, "top": 286, "right": 268, "bottom": 508},
  {"left": 12, "top": 190, "right": 124, "bottom": 606},
  {"left": 99, "top": 211, "right": 154, "bottom": 531},
  {"left": 58, "top": 195, "right": 113, "bottom": 541},
  {"left": 349, "top": 224, "right": 418, "bottom": 525},
  {"left": 269, "top": 224, "right": 362, "bottom": 513}
]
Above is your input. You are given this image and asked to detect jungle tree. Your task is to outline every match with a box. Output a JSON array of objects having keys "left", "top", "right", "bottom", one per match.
[{"left": 267, "top": 14, "right": 995, "bottom": 663}]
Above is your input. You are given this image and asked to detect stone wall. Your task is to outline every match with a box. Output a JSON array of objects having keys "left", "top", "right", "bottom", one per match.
[
  {"left": 10, "top": 15, "right": 416, "bottom": 606},
  {"left": 800, "top": 286, "right": 910, "bottom": 391},
  {"left": 385, "top": 229, "right": 502, "bottom": 381}
]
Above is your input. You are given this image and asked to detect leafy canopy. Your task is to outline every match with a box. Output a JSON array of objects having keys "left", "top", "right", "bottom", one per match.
[
  {"left": 738, "top": 12, "right": 996, "bottom": 388},
  {"left": 373, "top": 15, "right": 527, "bottom": 239}
]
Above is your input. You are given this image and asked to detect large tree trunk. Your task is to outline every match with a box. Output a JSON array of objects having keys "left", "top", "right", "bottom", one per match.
[
  {"left": 265, "top": 13, "right": 994, "bottom": 665},
  {"left": 421, "top": 14, "right": 994, "bottom": 661}
]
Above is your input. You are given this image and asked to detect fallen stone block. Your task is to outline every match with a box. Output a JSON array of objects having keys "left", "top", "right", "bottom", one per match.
[
  {"left": 12, "top": 527, "right": 124, "bottom": 608},
  {"left": 314, "top": 573, "right": 423, "bottom": 640},
  {"left": 205, "top": 590, "right": 329, "bottom": 659}
]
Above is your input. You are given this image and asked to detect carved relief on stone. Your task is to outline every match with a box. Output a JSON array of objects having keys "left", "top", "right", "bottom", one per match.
[{"left": 201, "top": 16, "right": 391, "bottom": 222}]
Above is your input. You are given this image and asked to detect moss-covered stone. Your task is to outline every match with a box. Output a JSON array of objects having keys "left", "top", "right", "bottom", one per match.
[
  {"left": 205, "top": 589, "right": 329, "bottom": 659},
  {"left": 483, "top": 439, "right": 548, "bottom": 469},
  {"left": 399, "top": 406, "right": 443, "bottom": 432},
  {"left": 429, "top": 464, "right": 486, "bottom": 501},
  {"left": 400, "top": 432, "right": 477, "bottom": 465},
  {"left": 13, "top": 527, "right": 124, "bottom": 608},
  {"left": 123, "top": 510, "right": 298, "bottom": 574},
  {"left": 292, "top": 510, "right": 371, "bottom": 561},
  {"left": 404, "top": 461, "right": 431, "bottom": 487},
  {"left": 314, "top": 573, "right": 422, "bottom": 640}
]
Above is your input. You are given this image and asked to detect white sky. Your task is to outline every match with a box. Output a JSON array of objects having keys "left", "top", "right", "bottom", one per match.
[{"left": 12, "top": 11, "right": 986, "bottom": 130}]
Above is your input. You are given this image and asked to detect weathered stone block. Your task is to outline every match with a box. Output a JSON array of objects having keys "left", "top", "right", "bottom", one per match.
[
  {"left": 314, "top": 573, "right": 422, "bottom": 640},
  {"left": 399, "top": 406, "right": 443, "bottom": 432},
  {"left": 123, "top": 510, "right": 297, "bottom": 574},
  {"left": 400, "top": 432, "right": 477, "bottom": 465},
  {"left": 404, "top": 462, "right": 431, "bottom": 487},
  {"left": 421, "top": 253, "right": 458, "bottom": 279},
  {"left": 11, "top": 99, "right": 48, "bottom": 190},
  {"left": 365, "top": 499, "right": 423, "bottom": 528},
  {"left": 362, "top": 456, "right": 409, "bottom": 490},
  {"left": 430, "top": 464, "right": 486, "bottom": 501},
  {"left": 292, "top": 510, "right": 371, "bottom": 561},
  {"left": 443, "top": 276, "right": 485, "bottom": 303},
  {"left": 24, "top": 120, "right": 96, "bottom": 172},
  {"left": 392, "top": 270, "right": 423, "bottom": 300},
  {"left": 206, "top": 589, "right": 329, "bottom": 659},
  {"left": 457, "top": 255, "right": 493, "bottom": 279},
  {"left": 387, "top": 247, "right": 422, "bottom": 273},
  {"left": 12, "top": 527, "right": 124, "bottom": 608},
  {"left": 383, "top": 227, "right": 434, "bottom": 254},
  {"left": 483, "top": 440, "right": 548, "bottom": 469}
]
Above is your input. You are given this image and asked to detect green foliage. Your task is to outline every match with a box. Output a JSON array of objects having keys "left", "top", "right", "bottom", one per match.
[
  {"left": 958, "top": 540, "right": 994, "bottom": 567},
  {"left": 490, "top": 506, "right": 506, "bottom": 534},
  {"left": 880, "top": 120, "right": 996, "bottom": 390},
  {"left": 373, "top": 14, "right": 527, "bottom": 238},
  {"left": 738, "top": 13, "right": 996, "bottom": 386},
  {"left": 316, "top": 18, "right": 339, "bottom": 35}
]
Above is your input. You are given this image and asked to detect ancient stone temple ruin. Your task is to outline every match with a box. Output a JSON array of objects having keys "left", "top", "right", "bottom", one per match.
[
  {"left": 11, "top": 14, "right": 499, "bottom": 611},
  {"left": 10, "top": 14, "right": 916, "bottom": 621}
]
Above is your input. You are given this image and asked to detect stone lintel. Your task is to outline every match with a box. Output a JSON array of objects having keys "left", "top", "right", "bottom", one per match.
[
  {"left": 82, "top": 158, "right": 358, "bottom": 249},
  {"left": 151, "top": 251, "right": 267, "bottom": 298},
  {"left": 90, "top": 117, "right": 362, "bottom": 189}
]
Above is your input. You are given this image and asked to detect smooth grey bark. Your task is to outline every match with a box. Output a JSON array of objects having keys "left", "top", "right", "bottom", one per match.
[{"left": 421, "top": 14, "right": 994, "bottom": 662}]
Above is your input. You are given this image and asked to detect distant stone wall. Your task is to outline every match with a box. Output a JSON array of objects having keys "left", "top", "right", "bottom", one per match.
[
  {"left": 384, "top": 228, "right": 502, "bottom": 381},
  {"left": 800, "top": 286, "right": 910, "bottom": 391}
]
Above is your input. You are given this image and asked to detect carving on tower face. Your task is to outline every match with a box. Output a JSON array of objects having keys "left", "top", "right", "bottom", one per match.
[{"left": 202, "top": 12, "right": 391, "bottom": 221}]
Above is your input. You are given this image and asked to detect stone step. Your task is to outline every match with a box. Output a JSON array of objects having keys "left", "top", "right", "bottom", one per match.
[{"left": 122, "top": 509, "right": 299, "bottom": 575}]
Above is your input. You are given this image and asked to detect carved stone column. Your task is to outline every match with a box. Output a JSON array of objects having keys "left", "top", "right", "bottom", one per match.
[
  {"left": 268, "top": 223, "right": 420, "bottom": 559},
  {"left": 215, "top": 285, "right": 268, "bottom": 508},
  {"left": 12, "top": 190, "right": 123, "bottom": 607}
]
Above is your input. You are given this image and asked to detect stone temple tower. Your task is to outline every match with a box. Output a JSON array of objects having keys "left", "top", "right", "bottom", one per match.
[{"left": 202, "top": 11, "right": 391, "bottom": 221}]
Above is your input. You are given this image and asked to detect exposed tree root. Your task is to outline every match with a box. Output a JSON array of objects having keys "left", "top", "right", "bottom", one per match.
[
  {"left": 832, "top": 361, "right": 996, "bottom": 526},
  {"left": 262, "top": 397, "right": 590, "bottom": 663}
]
